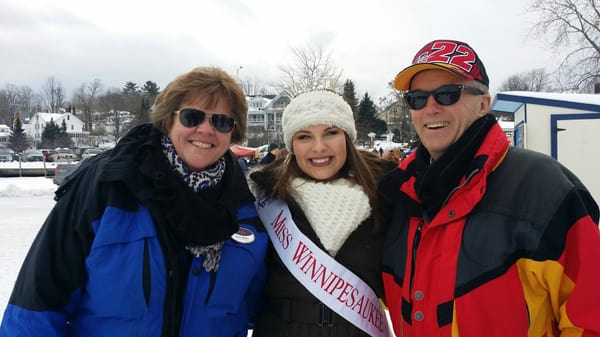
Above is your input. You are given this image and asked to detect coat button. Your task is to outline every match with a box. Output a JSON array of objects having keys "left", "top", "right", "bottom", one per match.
[
  {"left": 448, "top": 210, "right": 455, "bottom": 217},
  {"left": 414, "top": 290, "right": 424, "bottom": 301},
  {"left": 414, "top": 311, "right": 424, "bottom": 321},
  {"left": 192, "top": 268, "right": 201, "bottom": 275}
]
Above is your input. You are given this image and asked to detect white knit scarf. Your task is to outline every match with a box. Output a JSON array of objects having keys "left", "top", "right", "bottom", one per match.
[{"left": 289, "top": 178, "right": 371, "bottom": 256}]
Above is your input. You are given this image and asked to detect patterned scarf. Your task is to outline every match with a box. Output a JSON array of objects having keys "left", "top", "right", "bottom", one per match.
[
  {"left": 161, "top": 136, "right": 225, "bottom": 192},
  {"left": 161, "top": 135, "right": 226, "bottom": 272}
]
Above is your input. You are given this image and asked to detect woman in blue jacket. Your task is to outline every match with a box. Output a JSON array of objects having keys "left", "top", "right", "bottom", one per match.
[{"left": 0, "top": 67, "right": 268, "bottom": 337}]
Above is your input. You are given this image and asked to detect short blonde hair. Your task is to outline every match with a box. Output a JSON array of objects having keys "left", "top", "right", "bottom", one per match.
[{"left": 151, "top": 66, "right": 248, "bottom": 143}]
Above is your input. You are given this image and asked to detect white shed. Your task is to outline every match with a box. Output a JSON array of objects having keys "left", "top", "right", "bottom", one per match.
[{"left": 492, "top": 91, "right": 600, "bottom": 203}]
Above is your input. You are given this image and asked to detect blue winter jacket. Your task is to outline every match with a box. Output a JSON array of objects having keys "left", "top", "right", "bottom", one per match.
[{"left": 0, "top": 124, "right": 268, "bottom": 337}]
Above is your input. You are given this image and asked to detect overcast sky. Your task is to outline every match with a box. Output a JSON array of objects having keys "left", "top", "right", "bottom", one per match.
[{"left": 0, "top": 0, "right": 561, "bottom": 101}]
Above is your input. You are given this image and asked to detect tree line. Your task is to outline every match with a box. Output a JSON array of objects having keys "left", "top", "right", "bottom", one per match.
[{"left": 0, "top": 78, "right": 159, "bottom": 143}]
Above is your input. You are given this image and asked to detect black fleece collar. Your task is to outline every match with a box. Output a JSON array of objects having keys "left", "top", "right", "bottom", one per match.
[
  {"left": 100, "top": 123, "right": 252, "bottom": 246},
  {"left": 412, "top": 114, "right": 497, "bottom": 219}
]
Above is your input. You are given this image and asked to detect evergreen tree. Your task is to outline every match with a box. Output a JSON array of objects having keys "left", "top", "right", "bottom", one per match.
[
  {"left": 140, "top": 97, "right": 151, "bottom": 123},
  {"left": 131, "top": 80, "right": 159, "bottom": 126},
  {"left": 129, "top": 97, "right": 151, "bottom": 128},
  {"left": 142, "top": 81, "right": 160, "bottom": 97},
  {"left": 356, "top": 92, "right": 387, "bottom": 144},
  {"left": 122, "top": 81, "right": 140, "bottom": 95},
  {"left": 57, "top": 119, "right": 74, "bottom": 148},
  {"left": 342, "top": 80, "right": 359, "bottom": 121},
  {"left": 8, "top": 113, "right": 30, "bottom": 152},
  {"left": 41, "top": 119, "right": 60, "bottom": 149}
]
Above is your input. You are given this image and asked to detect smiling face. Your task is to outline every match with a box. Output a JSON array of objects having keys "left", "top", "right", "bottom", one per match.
[
  {"left": 292, "top": 124, "right": 347, "bottom": 181},
  {"left": 409, "top": 69, "right": 490, "bottom": 160},
  {"left": 168, "top": 94, "right": 233, "bottom": 171}
]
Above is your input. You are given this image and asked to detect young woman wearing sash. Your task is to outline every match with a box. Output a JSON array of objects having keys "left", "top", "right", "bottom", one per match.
[{"left": 250, "top": 90, "right": 395, "bottom": 337}]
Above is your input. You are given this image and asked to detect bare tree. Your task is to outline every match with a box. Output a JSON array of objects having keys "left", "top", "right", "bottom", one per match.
[
  {"left": 529, "top": 0, "right": 600, "bottom": 91},
  {"left": 99, "top": 88, "right": 127, "bottom": 142},
  {"left": 276, "top": 45, "right": 343, "bottom": 96},
  {"left": 72, "top": 79, "right": 103, "bottom": 131},
  {"left": 0, "top": 84, "right": 37, "bottom": 124},
  {"left": 0, "top": 91, "right": 8, "bottom": 124},
  {"left": 42, "top": 76, "right": 66, "bottom": 113},
  {"left": 16, "top": 86, "right": 35, "bottom": 115},
  {"left": 0, "top": 84, "right": 19, "bottom": 124},
  {"left": 240, "top": 76, "right": 268, "bottom": 96},
  {"left": 498, "top": 68, "right": 552, "bottom": 91}
]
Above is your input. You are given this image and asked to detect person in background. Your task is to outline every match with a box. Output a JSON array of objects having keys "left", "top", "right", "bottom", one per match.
[
  {"left": 250, "top": 90, "right": 395, "bottom": 337},
  {"left": 238, "top": 155, "right": 249, "bottom": 174},
  {"left": 274, "top": 146, "right": 289, "bottom": 160},
  {"left": 392, "top": 148, "right": 405, "bottom": 163},
  {"left": 383, "top": 150, "right": 396, "bottom": 163},
  {"left": 0, "top": 66, "right": 268, "bottom": 337},
  {"left": 379, "top": 39, "right": 600, "bottom": 336},
  {"left": 383, "top": 148, "right": 405, "bottom": 165},
  {"left": 259, "top": 142, "right": 280, "bottom": 165}
]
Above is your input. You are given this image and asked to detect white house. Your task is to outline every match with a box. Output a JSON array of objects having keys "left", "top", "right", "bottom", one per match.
[
  {"left": 0, "top": 124, "right": 11, "bottom": 147},
  {"left": 246, "top": 93, "right": 291, "bottom": 144},
  {"left": 24, "top": 112, "right": 87, "bottom": 147}
]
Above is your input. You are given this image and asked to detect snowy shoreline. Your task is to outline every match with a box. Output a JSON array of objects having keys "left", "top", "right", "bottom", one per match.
[
  {"left": 0, "top": 177, "right": 57, "bottom": 320},
  {"left": 0, "top": 176, "right": 57, "bottom": 197}
]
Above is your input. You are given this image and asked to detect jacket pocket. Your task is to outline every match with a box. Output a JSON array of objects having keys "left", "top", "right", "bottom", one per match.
[{"left": 83, "top": 206, "right": 158, "bottom": 319}]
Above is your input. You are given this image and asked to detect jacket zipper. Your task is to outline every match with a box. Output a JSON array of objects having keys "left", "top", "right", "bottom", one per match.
[
  {"left": 441, "top": 168, "right": 480, "bottom": 208},
  {"left": 409, "top": 219, "right": 424, "bottom": 294},
  {"left": 142, "top": 239, "right": 151, "bottom": 306},
  {"left": 408, "top": 169, "right": 480, "bottom": 295},
  {"left": 205, "top": 271, "right": 217, "bottom": 305}
]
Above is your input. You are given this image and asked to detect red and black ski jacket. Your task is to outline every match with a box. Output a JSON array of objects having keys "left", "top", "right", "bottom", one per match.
[{"left": 379, "top": 122, "right": 600, "bottom": 337}]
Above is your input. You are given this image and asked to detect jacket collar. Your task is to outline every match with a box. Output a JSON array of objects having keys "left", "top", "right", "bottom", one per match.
[
  {"left": 380, "top": 116, "right": 509, "bottom": 220},
  {"left": 99, "top": 123, "right": 252, "bottom": 245}
]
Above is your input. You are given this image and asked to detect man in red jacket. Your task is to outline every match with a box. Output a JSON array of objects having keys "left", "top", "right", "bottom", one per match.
[{"left": 379, "top": 39, "right": 600, "bottom": 337}]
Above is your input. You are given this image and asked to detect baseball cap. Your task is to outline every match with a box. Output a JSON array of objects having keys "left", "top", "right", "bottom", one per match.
[{"left": 393, "top": 39, "right": 489, "bottom": 91}]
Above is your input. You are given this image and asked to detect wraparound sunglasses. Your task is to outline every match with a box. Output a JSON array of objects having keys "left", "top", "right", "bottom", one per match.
[
  {"left": 175, "top": 108, "right": 235, "bottom": 133},
  {"left": 403, "top": 84, "right": 484, "bottom": 110}
]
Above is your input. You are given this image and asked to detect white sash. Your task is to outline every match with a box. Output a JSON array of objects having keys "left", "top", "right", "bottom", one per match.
[{"left": 256, "top": 197, "right": 390, "bottom": 337}]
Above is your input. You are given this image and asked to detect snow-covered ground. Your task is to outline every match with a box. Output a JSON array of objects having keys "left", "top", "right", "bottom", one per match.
[
  {"left": 0, "top": 160, "right": 60, "bottom": 170},
  {"left": 0, "top": 177, "right": 57, "bottom": 319}
]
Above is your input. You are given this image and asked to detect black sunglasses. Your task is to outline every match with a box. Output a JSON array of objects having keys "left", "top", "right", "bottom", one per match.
[
  {"left": 175, "top": 108, "right": 235, "bottom": 133},
  {"left": 403, "top": 84, "right": 484, "bottom": 110}
]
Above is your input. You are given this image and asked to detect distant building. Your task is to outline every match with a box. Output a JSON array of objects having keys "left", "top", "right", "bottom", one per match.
[
  {"left": 246, "top": 93, "right": 291, "bottom": 144},
  {"left": 98, "top": 110, "right": 134, "bottom": 137},
  {"left": 378, "top": 100, "right": 404, "bottom": 134},
  {"left": 0, "top": 124, "right": 11, "bottom": 147},
  {"left": 24, "top": 112, "right": 87, "bottom": 147}
]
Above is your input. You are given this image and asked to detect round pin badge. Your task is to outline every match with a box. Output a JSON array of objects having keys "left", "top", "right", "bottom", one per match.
[{"left": 231, "top": 227, "right": 255, "bottom": 244}]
